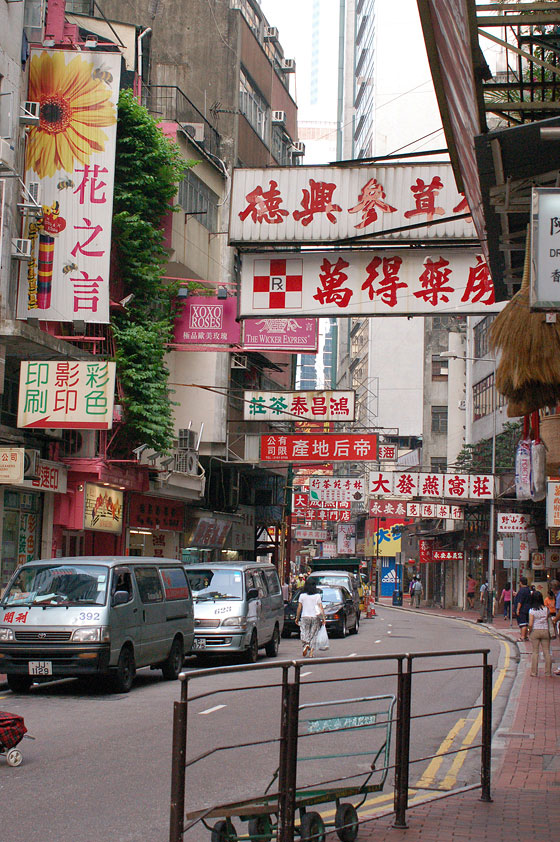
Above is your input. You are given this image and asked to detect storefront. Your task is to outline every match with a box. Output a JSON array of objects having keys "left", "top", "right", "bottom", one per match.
[{"left": 127, "top": 493, "right": 185, "bottom": 559}]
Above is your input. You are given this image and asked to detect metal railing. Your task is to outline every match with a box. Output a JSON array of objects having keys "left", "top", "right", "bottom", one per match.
[
  {"left": 169, "top": 649, "right": 492, "bottom": 842},
  {"left": 142, "top": 85, "right": 221, "bottom": 160}
]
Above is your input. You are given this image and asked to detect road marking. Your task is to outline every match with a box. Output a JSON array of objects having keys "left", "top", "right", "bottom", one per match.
[
  {"left": 348, "top": 652, "right": 357, "bottom": 657},
  {"left": 375, "top": 639, "right": 382, "bottom": 643},
  {"left": 414, "top": 717, "right": 467, "bottom": 790},
  {"left": 199, "top": 704, "right": 226, "bottom": 715},
  {"left": 300, "top": 671, "right": 312, "bottom": 677}
]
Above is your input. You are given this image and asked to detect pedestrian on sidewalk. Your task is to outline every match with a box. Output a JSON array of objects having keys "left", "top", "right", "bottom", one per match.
[
  {"left": 479, "top": 580, "right": 489, "bottom": 621},
  {"left": 295, "top": 578, "right": 326, "bottom": 658},
  {"left": 544, "top": 588, "right": 556, "bottom": 617},
  {"left": 466, "top": 575, "right": 477, "bottom": 609},
  {"left": 550, "top": 580, "right": 560, "bottom": 674},
  {"left": 499, "top": 581, "right": 512, "bottom": 620},
  {"left": 412, "top": 577, "right": 423, "bottom": 608},
  {"left": 514, "top": 576, "right": 532, "bottom": 642},
  {"left": 528, "top": 590, "right": 552, "bottom": 677}
]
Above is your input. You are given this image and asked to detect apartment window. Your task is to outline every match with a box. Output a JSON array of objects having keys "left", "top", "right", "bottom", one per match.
[
  {"left": 271, "top": 125, "right": 290, "bottom": 165},
  {"left": 432, "top": 355, "right": 449, "bottom": 381},
  {"left": 472, "top": 372, "right": 506, "bottom": 421},
  {"left": 431, "top": 457, "right": 447, "bottom": 473},
  {"left": 431, "top": 406, "right": 448, "bottom": 434},
  {"left": 239, "top": 69, "right": 269, "bottom": 142},
  {"left": 474, "top": 316, "right": 495, "bottom": 359},
  {"left": 177, "top": 170, "right": 218, "bottom": 232}
]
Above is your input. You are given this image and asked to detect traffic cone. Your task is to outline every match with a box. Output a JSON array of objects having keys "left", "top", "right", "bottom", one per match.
[{"left": 366, "top": 595, "right": 376, "bottom": 618}]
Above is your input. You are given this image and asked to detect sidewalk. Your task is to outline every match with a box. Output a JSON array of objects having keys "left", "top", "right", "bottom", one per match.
[{"left": 359, "top": 601, "right": 560, "bottom": 841}]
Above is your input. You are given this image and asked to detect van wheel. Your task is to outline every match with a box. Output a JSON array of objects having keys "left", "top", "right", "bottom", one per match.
[
  {"left": 350, "top": 614, "right": 359, "bottom": 635},
  {"left": 245, "top": 631, "right": 259, "bottom": 663},
  {"left": 161, "top": 636, "right": 184, "bottom": 680},
  {"left": 112, "top": 645, "right": 135, "bottom": 693},
  {"left": 265, "top": 625, "right": 280, "bottom": 657},
  {"left": 7, "top": 675, "right": 33, "bottom": 694}
]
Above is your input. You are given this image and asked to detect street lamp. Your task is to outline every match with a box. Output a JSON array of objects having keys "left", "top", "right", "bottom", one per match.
[{"left": 441, "top": 351, "right": 498, "bottom": 623}]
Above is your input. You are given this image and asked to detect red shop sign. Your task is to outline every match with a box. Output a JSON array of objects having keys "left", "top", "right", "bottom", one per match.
[{"left": 128, "top": 494, "right": 185, "bottom": 532}]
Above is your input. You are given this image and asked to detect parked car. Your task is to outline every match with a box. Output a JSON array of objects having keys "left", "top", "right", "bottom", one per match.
[
  {"left": 306, "top": 570, "right": 361, "bottom": 621},
  {"left": 184, "top": 562, "right": 284, "bottom": 662},
  {"left": 0, "top": 557, "right": 195, "bottom": 693},
  {"left": 283, "top": 585, "right": 359, "bottom": 638}
]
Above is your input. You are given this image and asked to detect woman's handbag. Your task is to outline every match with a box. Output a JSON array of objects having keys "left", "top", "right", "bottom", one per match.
[
  {"left": 548, "top": 615, "right": 557, "bottom": 640},
  {"left": 316, "top": 623, "right": 329, "bottom": 651}
]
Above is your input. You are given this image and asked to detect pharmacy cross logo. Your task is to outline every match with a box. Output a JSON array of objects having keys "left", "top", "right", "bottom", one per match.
[{"left": 252, "top": 258, "right": 303, "bottom": 310}]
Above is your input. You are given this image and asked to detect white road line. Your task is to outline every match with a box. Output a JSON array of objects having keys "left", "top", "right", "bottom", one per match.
[
  {"left": 375, "top": 639, "right": 381, "bottom": 643},
  {"left": 199, "top": 704, "right": 226, "bottom": 715},
  {"left": 348, "top": 653, "right": 357, "bottom": 657},
  {"left": 301, "top": 671, "right": 312, "bottom": 677}
]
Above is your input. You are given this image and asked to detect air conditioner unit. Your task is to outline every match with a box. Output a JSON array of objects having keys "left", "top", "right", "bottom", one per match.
[
  {"left": 272, "top": 110, "right": 286, "bottom": 125},
  {"left": 0, "top": 138, "right": 14, "bottom": 173},
  {"left": 181, "top": 122, "right": 205, "bottom": 143},
  {"left": 11, "top": 238, "right": 33, "bottom": 260},
  {"left": 282, "top": 59, "right": 296, "bottom": 72},
  {"left": 264, "top": 26, "right": 279, "bottom": 42},
  {"left": 24, "top": 449, "right": 40, "bottom": 479},
  {"left": 62, "top": 429, "right": 97, "bottom": 458},
  {"left": 291, "top": 140, "right": 305, "bottom": 155},
  {"left": 175, "top": 450, "right": 199, "bottom": 476},
  {"left": 178, "top": 428, "right": 197, "bottom": 450},
  {"left": 20, "top": 101, "right": 40, "bottom": 126},
  {"left": 231, "top": 353, "right": 248, "bottom": 369},
  {"left": 458, "top": 400, "right": 466, "bottom": 411},
  {"left": 18, "top": 181, "right": 41, "bottom": 214}
]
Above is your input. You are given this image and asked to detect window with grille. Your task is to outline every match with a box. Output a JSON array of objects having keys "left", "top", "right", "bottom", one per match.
[
  {"left": 432, "top": 355, "right": 449, "bottom": 380},
  {"left": 473, "top": 372, "right": 506, "bottom": 420},
  {"left": 239, "top": 69, "right": 269, "bottom": 142},
  {"left": 431, "top": 405, "right": 448, "bottom": 434},
  {"left": 177, "top": 170, "right": 218, "bottom": 231}
]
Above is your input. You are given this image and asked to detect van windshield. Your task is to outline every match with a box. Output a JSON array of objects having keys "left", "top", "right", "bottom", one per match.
[
  {"left": 1, "top": 564, "right": 109, "bottom": 607},
  {"left": 185, "top": 568, "right": 243, "bottom": 600}
]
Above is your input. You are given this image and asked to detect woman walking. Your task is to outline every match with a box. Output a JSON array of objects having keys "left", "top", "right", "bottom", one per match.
[
  {"left": 500, "top": 582, "right": 512, "bottom": 620},
  {"left": 296, "top": 578, "right": 326, "bottom": 658},
  {"left": 528, "top": 590, "right": 552, "bottom": 677}
]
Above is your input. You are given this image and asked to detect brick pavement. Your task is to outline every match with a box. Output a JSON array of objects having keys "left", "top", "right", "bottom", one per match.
[{"left": 357, "top": 601, "right": 560, "bottom": 841}]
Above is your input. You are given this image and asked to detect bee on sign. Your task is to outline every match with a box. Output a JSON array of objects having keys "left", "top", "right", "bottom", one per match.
[
  {"left": 92, "top": 67, "right": 113, "bottom": 85},
  {"left": 57, "top": 178, "right": 74, "bottom": 190},
  {"left": 62, "top": 262, "right": 78, "bottom": 274}
]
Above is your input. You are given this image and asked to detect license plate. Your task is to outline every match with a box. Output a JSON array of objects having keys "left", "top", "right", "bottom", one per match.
[
  {"left": 193, "top": 638, "right": 206, "bottom": 650},
  {"left": 28, "top": 660, "right": 52, "bottom": 676}
]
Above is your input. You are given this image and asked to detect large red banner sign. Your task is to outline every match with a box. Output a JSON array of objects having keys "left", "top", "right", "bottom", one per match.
[{"left": 261, "top": 434, "right": 377, "bottom": 462}]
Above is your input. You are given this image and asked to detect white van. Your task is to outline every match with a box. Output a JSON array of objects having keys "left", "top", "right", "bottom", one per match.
[{"left": 0, "top": 557, "right": 195, "bottom": 693}]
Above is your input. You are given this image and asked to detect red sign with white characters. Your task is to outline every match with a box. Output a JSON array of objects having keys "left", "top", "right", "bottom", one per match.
[
  {"left": 261, "top": 434, "right": 377, "bottom": 462},
  {"left": 369, "top": 499, "right": 409, "bottom": 517},
  {"left": 292, "top": 510, "right": 352, "bottom": 522}
]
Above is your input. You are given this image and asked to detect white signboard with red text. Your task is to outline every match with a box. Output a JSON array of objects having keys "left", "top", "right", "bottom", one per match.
[
  {"left": 309, "top": 476, "right": 365, "bottom": 502},
  {"left": 294, "top": 527, "right": 328, "bottom": 541},
  {"left": 337, "top": 523, "right": 356, "bottom": 554},
  {"left": 239, "top": 250, "right": 495, "bottom": 318},
  {"left": 368, "top": 471, "right": 494, "bottom": 501},
  {"left": 244, "top": 390, "right": 354, "bottom": 422},
  {"left": 407, "top": 502, "right": 464, "bottom": 520},
  {"left": 230, "top": 164, "right": 475, "bottom": 244},
  {"left": 497, "top": 513, "right": 530, "bottom": 534}
]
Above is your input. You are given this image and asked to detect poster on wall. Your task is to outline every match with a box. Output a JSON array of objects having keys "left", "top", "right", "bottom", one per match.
[
  {"left": 17, "top": 49, "right": 121, "bottom": 323},
  {"left": 337, "top": 523, "right": 356, "bottom": 554},
  {"left": 84, "top": 483, "right": 123, "bottom": 533}
]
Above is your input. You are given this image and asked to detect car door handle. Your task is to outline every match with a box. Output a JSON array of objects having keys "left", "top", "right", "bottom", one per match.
[{"left": 132, "top": 608, "right": 138, "bottom": 613}]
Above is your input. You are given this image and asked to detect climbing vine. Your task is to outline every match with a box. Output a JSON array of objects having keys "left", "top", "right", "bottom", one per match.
[{"left": 111, "top": 89, "right": 196, "bottom": 451}]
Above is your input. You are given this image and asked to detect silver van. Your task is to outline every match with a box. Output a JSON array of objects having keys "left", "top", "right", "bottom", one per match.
[
  {"left": 184, "top": 562, "right": 284, "bottom": 662},
  {"left": 0, "top": 556, "right": 195, "bottom": 693}
]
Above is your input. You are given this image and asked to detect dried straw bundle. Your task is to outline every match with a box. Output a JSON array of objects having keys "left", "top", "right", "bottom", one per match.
[{"left": 490, "top": 227, "right": 560, "bottom": 416}]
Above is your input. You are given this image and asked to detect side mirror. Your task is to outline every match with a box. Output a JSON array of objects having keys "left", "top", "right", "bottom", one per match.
[
  {"left": 113, "top": 590, "right": 129, "bottom": 606},
  {"left": 247, "top": 587, "right": 259, "bottom": 601}
]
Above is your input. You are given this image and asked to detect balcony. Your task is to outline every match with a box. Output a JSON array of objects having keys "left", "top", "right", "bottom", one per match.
[{"left": 142, "top": 85, "right": 221, "bottom": 160}]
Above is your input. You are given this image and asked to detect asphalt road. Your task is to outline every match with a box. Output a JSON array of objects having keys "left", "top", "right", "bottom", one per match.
[{"left": 0, "top": 607, "right": 512, "bottom": 842}]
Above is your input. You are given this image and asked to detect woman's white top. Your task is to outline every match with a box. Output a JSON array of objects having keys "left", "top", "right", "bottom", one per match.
[
  {"left": 529, "top": 606, "right": 549, "bottom": 630},
  {"left": 298, "top": 592, "right": 323, "bottom": 618}
]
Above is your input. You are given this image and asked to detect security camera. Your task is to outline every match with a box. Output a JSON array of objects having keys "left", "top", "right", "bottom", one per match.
[{"left": 132, "top": 444, "right": 149, "bottom": 458}]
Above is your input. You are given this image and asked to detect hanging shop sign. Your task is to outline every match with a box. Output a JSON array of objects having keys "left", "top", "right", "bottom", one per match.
[
  {"left": 364, "top": 519, "right": 404, "bottom": 557},
  {"left": 244, "top": 390, "right": 354, "bottom": 422},
  {"left": 406, "top": 502, "right": 464, "bottom": 520},
  {"left": 17, "top": 49, "right": 121, "bottom": 324},
  {"left": 293, "top": 509, "right": 352, "bottom": 523},
  {"left": 173, "top": 296, "right": 241, "bottom": 346},
  {"left": 293, "top": 492, "right": 351, "bottom": 510},
  {"left": 230, "top": 164, "right": 475, "bottom": 244},
  {"left": 368, "top": 471, "right": 494, "bottom": 501},
  {"left": 337, "top": 523, "right": 356, "bottom": 554},
  {"left": 432, "top": 550, "right": 463, "bottom": 561},
  {"left": 546, "top": 548, "right": 560, "bottom": 567},
  {"left": 549, "top": 528, "right": 560, "bottom": 546},
  {"left": 294, "top": 527, "right": 328, "bottom": 541},
  {"left": 0, "top": 449, "right": 25, "bottom": 484},
  {"left": 190, "top": 517, "right": 231, "bottom": 548},
  {"left": 229, "top": 506, "right": 255, "bottom": 552},
  {"left": 323, "top": 541, "right": 337, "bottom": 557},
  {"left": 239, "top": 250, "right": 496, "bottom": 319},
  {"left": 530, "top": 188, "right": 560, "bottom": 310},
  {"left": 369, "top": 499, "right": 409, "bottom": 517},
  {"left": 242, "top": 318, "right": 318, "bottom": 352},
  {"left": 497, "top": 513, "right": 530, "bottom": 534},
  {"left": 262, "top": 434, "right": 377, "bottom": 462},
  {"left": 25, "top": 459, "right": 67, "bottom": 493},
  {"left": 419, "top": 539, "right": 434, "bottom": 564},
  {"left": 84, "top": 483, "right": 123, "bottom": 533},
  {"left": 17, "top": 360, "right": 116, "bottom": 429},
  {"left": 378, "top": 445, "right": 397, "bottom": 460},
  {"left": 546, "top": 480, "right": 560, "bottom": 528},
  {"left": 309, "top": 476, "right": 365, "bottom": 502},
  {"left": 129, "top": 494, "right": 185, "bottom": 532}
]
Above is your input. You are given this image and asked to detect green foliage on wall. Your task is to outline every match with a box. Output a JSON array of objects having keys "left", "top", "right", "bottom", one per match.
[
  {"left": 111, "top": 90, "right": 196, "bottom": 451},
  {"left": 454, "top": 421, "right": 523, "bottom": 474}
]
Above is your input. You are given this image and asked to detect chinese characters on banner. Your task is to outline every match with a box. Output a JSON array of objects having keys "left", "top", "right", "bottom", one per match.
[
  {"left": 261, "top": 434, "right": 377, "bottom": 462},
  {"left": 378, "top": 445, "right": 397, "bottom": 460},
  {"left": 18, "top": 50, "right": 121, "bottom": 323},
  {"left": 293, "top": 492, "right": 351, "bottom": 510},
  {"left": 128, "top": 494, "right": 185, "bottom": 531},
  {"left": 244, "top": 390, "right": 354, "bottom": 422},
  {"left": 84, "top": 484, "right": 123, "bottom": 533},
  {"left": 173, "top": 296, "right": 241, "bottom": 346},
  {"left": 230, "top": 164, "right": 475, "bottom": 244},
  {"left": 546, "top": 481, "right": 560, "bottom": 528},
  {"left": 294, "top": 527, "right": 328, "bottom": 541},
  {"left": 368, "top": 471, "right": 494, "bottom": 501},
  {"left": 432, "top": 550, "right": 463, "bottom": 561},
  {"left": 406, "top": 502, "right": 464, "bottom": 520},
  {"left": 530, "top": 188, "right": 560, "bottom": 310},
  {"left": 17, "top": 361, "right": 116, "bottom": 429},
  {"left": 309, "top": 476, "right": 365, "bottom": 502},
  {"left": 0, "top": 449, "right": 24, "bottom": 484},
  {"left": 497, "top": 513, "right": 531, "bottom": 533},
  {"left": 240, "top": 250, "right": 496, "bottom": 318},
  {"left": 419, "top": 539, "right": 434, "bottom": 564},
  {"left": 337, "top": 523, "right": 356, "bottom": 554},
  {"left": 26, "top": 459, "right": 67, "bottom": 493},
  {"left": 242, "top": 318, "right": 318, "bottom": 352}
]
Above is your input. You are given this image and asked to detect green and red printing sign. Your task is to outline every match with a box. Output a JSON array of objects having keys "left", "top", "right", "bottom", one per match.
[{"left": 17, "top": 361, "right": 116, "bottom": 429}]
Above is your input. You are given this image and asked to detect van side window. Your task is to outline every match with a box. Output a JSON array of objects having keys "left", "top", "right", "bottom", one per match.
[
  {"left": 251, "top": 571, "right": 266, "bottom": 598},
  {"left": 134, "top": 567, "right": 164, "bottom": 603},
  {"left": 264, "top": 569, "right": 280, "bottom": 595},
  {"left": 160, "top": 567, "right": 190, "bottom": 601},
  {"left": 112, "top": 568, "right": 133, "bottom": 604}
]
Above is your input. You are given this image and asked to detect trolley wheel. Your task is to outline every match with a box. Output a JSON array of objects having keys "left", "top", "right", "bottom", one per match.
[
  {"left": 211, "top": 819, "right": 237, "bottom": 842},
  {"left": 6, "top": 748, "right": 23, "bottom": 767},
  {"left": 248, "top": 815, "right": 273, "bottom": 841},
  {"left": 300, "top": 811, "right": 325, "bottom": 842},
  {"left": 335, "top": 803, "right": 359, "bottom": 841}
]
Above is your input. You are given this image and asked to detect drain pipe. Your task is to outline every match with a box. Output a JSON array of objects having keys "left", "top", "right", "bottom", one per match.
[{"left": 137, "top": 27, "right": 152, "bottom": 103}]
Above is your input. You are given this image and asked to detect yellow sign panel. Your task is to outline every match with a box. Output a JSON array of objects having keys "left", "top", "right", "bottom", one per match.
[{"left": 364, "top": 520, "right": 403, "bottom": 557}]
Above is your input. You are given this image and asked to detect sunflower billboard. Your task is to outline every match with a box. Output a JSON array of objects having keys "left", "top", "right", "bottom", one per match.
[{"left": 17, "top": 49, "right": 121, "bottom": 323}]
